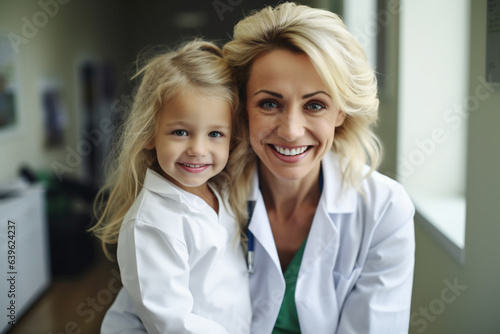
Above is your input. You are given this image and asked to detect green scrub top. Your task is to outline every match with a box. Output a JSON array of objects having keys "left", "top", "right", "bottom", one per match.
[{"left": 272, "top": 238, "right": 307, "bottom": 334}]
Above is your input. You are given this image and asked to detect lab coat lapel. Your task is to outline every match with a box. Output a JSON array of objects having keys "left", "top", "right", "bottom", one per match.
[
  {"left": 247, "top": 171, "right": 282, "bottom": 274},
  {"left": 299, "top": 152, "right": 356, "bottom": 277},
  {"left": 296, "top": 152, "right": 358, "bottom": 333},
  {"left": 299, "top": 199, "right": 338, "bottom": 277},
  {"left": 296, "top": 200, "right": 341, "bottom": 334}
]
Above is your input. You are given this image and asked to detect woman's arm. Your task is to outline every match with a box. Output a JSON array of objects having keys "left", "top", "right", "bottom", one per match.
[{"left": 336, "top": 183, "right": 415, "bottom": 334}]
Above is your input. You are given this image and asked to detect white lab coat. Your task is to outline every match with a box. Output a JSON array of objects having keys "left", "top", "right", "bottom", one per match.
[
  {"left": 109, "top": 169, "right": 251, "bottom": 334},
  {"left": 248, "top": 151, "right": 415, "bottom": 333},
  {"left": 102, "top": 152, "right": 414, "bottom": 333}
]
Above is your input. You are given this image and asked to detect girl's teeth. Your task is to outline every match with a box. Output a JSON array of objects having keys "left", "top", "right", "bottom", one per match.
[
  {"left": 185, "top": 164, "right": 204, "bottom": 167},
  {"left": 273, "top": 145, "right": 307, "bottom": 156}
]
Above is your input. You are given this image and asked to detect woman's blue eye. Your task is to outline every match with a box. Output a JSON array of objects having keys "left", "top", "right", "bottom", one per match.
[
  {"left": 173, "top": 130, "right": 188, "bottom": 136},
  {"left": 208, "top": 131, "right": 223, "bottom": 138},
  {"left": 307, "top": 102, "right": 325, "bottom": 111},
  {"left": 261, "top": 100, "right": 278, "bottom": 109}
]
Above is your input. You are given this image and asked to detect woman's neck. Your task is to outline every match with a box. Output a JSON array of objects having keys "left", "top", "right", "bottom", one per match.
[{"left": 258, "top": 163, "right": 321, "bottom": 219}]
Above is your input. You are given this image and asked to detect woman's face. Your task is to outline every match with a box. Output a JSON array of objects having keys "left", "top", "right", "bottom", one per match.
[{"left": 246, "top": 49, "right": 345, "bottom": 181}]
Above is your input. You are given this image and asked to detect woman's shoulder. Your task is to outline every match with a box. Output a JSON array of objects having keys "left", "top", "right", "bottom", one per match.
[
  {"left": 362, "top": 167, "right": 410, "bottom": 201},
  {"left": 358, "top": 167, "right": 415, "bottom": 229},
  {"left": 323, "top": 151, "right": 413, "bottom": 216}
]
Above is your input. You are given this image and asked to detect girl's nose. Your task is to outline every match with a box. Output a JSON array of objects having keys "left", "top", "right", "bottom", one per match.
[{"left": 186, "top": 137, "right": 208, "bottom": 157}]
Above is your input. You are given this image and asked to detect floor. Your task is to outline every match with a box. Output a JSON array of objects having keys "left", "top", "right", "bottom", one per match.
[{"left": 6, "top": 250, "right": 121, "bottom": 334}]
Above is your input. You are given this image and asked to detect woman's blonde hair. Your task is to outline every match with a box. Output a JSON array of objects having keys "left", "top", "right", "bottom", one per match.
[
  {"left": 223, "top": 2, "right": 382, "bottom": 226},
  {"left": 91, "top": 39, "right": 239, "bottom": 259}
]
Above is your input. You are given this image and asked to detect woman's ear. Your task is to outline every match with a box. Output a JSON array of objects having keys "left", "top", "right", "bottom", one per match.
[
  {"left": 145, "top": 138, "right": 155, "bottom": 150},
  {"left": 336, "top": 110, "right": 346, "bottom": 127}
]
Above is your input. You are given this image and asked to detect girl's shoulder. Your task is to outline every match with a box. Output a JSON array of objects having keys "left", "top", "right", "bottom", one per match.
[{"left": 122, "top": 185, "right": 189, "bottom": 230}]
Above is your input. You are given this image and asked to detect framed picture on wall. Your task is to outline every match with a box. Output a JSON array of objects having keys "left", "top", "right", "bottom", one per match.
[
  {"left": 40, "top": 79, "right": 66, "bottom": 148},
  {"left": 487, "top": 0, "right": 500, "bottom": 83},
  {"left": 0, "top": 33, "right": 20, "bottom": 139}
]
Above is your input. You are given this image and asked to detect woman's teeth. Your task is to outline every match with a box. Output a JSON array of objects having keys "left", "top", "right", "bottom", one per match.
[{"left": 273, "top": 145, "right": 308, "bottom": 156}]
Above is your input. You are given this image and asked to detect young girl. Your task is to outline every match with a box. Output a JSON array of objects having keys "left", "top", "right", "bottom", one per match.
[{"left": 91, "top": 40, "right": 251, "bottom": 334}]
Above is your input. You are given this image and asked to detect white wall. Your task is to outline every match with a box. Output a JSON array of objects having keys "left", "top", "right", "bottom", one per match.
[
  {"left": 409, "top": 0, "right": 500, "bottom": 332},
  {"left": 343, "top": 0, "right": 377, "bottom": 69},
  {"left": 0, "top": 0, "right": 128, "bottom": 182},
  {"left": 398, "top": 0, "right": 469, "bottom": 197}
]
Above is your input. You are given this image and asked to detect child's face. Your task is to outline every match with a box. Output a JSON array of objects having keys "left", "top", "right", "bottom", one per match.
[{"left": 149, "top": 87, "right": 232, "bottom": 193}]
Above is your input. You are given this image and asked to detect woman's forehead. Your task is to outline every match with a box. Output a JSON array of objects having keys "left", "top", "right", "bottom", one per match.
[{"left": 246, "top": 50, "right": 329, "bottom": 95}]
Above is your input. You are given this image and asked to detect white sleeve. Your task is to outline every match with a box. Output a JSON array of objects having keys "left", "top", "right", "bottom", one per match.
[
  {"left": 336, "top": 183, "right": 415, "bottom": 334},
  {"left": 100, "top": 287, "right": 147, "bottom": 334},
  {"left": 118, "top": 219, "right": 228, "bottom": 334}
]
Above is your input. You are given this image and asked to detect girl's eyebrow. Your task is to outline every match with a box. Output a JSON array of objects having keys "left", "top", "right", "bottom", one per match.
[
  {"left": 163, "top": 121, "right": 187, "bottom": 127},
  {"left": 210, "top": 125, "right": 231, "bottom": 131},
  {"left": 163, "top": 121, "right": 230, "bottom": 130},
  {"left": 253, "top": 90, "right": 331, "bottom": 99}
]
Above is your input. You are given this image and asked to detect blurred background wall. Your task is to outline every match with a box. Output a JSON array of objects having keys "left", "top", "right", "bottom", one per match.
[{"left": 0, "top": 0, "right": 499, "bottom": 333}]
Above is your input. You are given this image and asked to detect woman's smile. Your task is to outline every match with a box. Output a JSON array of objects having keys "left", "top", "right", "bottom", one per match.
[{"left": 271, "top": 145, "right": 310, "bottom": 156}]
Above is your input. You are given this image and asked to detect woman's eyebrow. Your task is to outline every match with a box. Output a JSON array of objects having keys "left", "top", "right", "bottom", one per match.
[
  {"left": 302, "top": 91, "right": 331, "bottom": 98},
  {"left": 253, "top": 90, "right": 331, "bottom": 99},
  {"left": 253, "top": 90, "right": 283, "bottom": 98}
]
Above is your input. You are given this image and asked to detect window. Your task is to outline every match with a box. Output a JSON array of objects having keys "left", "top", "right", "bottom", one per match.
[{"left": 397, "top": 0, "right": 470, "bottom": 263}]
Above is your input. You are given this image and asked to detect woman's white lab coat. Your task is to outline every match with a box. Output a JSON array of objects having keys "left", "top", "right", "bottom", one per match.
[
  {"left": 248, "top": 151, "right": 415, "bottom": 333},
  {"left": 102, "top": 152, "right": 415, "bottom": 333}
]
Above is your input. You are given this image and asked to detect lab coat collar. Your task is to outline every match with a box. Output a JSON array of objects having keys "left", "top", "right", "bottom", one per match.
[
  {"left": 247, "top": 152, "right": 358, "bottom": 219},
  {"left": 142, "top": 168, "right": 214, "bottom": 215},
  {"left": 246, "top": 152, "right": 358, "bottom": 274},
  {"left": 321, "top": 151, "right": 358, "bottom": 214}
]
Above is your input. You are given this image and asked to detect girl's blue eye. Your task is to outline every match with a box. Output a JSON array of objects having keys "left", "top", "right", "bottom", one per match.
[
  {"left": 173, "top": 130, "right": 188, "bottom": 136},
  {"left": 208, "top": 131, "right": 223, "bottom": 138},
  {"left": 261, "top": 100, "right": 279, "bottom": 109},
  {"left": 307, "top": 102, "right": 325, "bottom": 111}
]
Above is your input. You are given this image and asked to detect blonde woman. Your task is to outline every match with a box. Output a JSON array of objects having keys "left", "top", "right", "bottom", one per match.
[
  {"left": 92, "top": 40, "right": 251, "bottom": 333},
  {"left": 101, "top": 3, "right": 415, "bottom": 333},
  {"left": 222, "top": 3, "right": 414, "bottom": 333}
]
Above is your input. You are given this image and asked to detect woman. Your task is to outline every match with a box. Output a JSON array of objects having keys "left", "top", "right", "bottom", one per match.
[{"left": 101, "top": 2, "right": 415, "bottom": 333}]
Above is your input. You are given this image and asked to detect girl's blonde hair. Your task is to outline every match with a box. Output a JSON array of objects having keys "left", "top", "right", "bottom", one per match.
[
  {"left": 91, "top": 39, "right": 239, "bottom": 259},
  {"left": 223, "top": 2, "right": 382, "bottom": 226}
]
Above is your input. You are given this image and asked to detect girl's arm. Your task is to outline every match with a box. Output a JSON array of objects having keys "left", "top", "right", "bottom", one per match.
[{"left": 117, "top": 219, "right": 228, "bottom": 334}]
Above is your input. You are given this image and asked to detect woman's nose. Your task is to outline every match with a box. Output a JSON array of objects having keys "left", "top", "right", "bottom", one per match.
[
  {"left": 276, "top": 108, "right": 305, "bottom": 141},
  {"left": 186, "top": 137, "right": 208, "bottom": 157}
]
